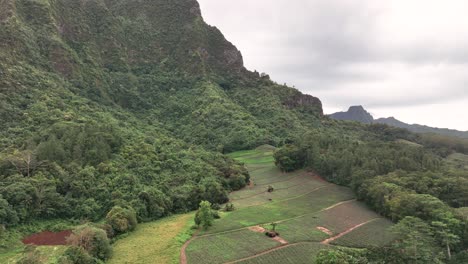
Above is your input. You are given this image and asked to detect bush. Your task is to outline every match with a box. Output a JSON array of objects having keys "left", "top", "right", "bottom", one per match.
[
  {"left": 194, "top": 201, "right": 214, "bottom": 229},
  {"left": 211, "top": 203, "right": 221, "bottom": 210},
  {"left": 105, "top": 206, "right": 138, "bottom": 235},
  {"left": 17, "top": 246, "right": 44, "bottom": 264},
  {"left": 67, "top": 226, "right": 112, "bottom": 261},
  {"left": 59, "top": 246, "right": 95, "bottom": 264},
  {"left": 225, "top": 203, "right": 235, "bottom": 212}
]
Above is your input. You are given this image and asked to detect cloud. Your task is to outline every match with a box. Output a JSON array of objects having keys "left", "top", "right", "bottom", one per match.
[{"left": 198, "top": 0, "right": 468, "bottom": 130}]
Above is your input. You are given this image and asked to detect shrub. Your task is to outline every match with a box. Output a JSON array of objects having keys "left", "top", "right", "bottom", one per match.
[
  {"left": 67, "top": 226, "right": 112, "bottom": 260},
  {"left": 195, "top": 201, "right": 214, "bottom": 230},
  {"left": 212, "top": 210, "right": 221, "bottom": 219},
  {"left": 105, "top": 206, "right": 138, "bottom": 234},
  {"left": 225, "top": 203, "right": 235, "bottom": 212},
  {"left": 17, "top": 246, "right": 44, "bottom": 264},
  {"left": 59, "top": 246, "right": 95, "bottom": 264},
  {"left": 211, "top": 203, "right": 221, "bottom": 210}
]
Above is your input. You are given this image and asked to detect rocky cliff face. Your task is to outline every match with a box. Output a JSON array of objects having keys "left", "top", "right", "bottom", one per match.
[{"left": 283, "top": 92, "right": 323, "bottom": 116}]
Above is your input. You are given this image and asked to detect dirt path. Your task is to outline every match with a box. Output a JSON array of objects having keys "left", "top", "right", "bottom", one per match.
[
  {"left": 180, "top": 230, "right": 200, "bottom": 264},
  {"left": 320, "top": 218, "right": 379, "bottom": 245}
]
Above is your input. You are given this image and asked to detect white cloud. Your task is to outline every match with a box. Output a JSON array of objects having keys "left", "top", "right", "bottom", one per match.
[{"left": 198, "top": 0, "right": 468, "bottom": 130}]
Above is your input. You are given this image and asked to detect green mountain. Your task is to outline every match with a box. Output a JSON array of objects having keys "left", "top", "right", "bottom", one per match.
[
  {"left": 1, "top": 1, "right": 468, "bottom": 263},
  {"left": 0, "top": 0, "right": 322, "bottom": 226},
  {"left": 375, "top": 117, "right": 468, "bottom": 139}
]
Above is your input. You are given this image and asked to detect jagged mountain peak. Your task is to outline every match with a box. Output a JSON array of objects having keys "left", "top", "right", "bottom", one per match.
[{"left": 328, "top": 105, "right": 374, "bottom": 124}]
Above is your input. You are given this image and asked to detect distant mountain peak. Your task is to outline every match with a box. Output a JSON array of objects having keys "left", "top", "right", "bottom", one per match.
[
  {"left": 329, "top": 106, "right": 468, "bottom": 139},
  {"left": 328, "top": 105, "right": 374, "bottom": 124}
]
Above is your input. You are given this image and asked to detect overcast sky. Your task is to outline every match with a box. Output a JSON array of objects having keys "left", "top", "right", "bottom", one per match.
[{"left": 198, "top": 0, "right": 468, "bottom": 131}]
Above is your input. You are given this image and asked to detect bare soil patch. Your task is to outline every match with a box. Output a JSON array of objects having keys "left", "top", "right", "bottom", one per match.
[
  {"left": 22, "top": 230, "right": 72, "bottom": 246},
  {"left": 272, "top": 236, "right": 288, "bottom": 244},
  {"left": 316, "top": 226, "right": 333, "bottom": 236},
  {"left": 248, "top": 226, "right": 266, "bottom": 233}
]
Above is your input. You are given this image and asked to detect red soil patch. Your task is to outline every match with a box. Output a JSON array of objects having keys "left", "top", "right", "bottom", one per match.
[
  {"left": 316, "top": 226, "right": 333, "bottom": 236},
  {"left": 22, "top": 230, "right": 72, "bottom": 246}
]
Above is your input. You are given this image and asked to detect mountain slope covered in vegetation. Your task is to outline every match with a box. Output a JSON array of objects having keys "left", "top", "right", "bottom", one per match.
[
  {"left": 0, "top": 0, "right": 322, "bottom": 228},
  {"left": 1, "top": 0, "right": 468, "bottom": 263}
]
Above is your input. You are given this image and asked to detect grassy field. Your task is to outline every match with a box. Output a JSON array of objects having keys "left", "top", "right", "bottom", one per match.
[
  {"left": 108, "top": 214, "right": 194, "bottom": 264},
  {"left": 185, "top": 146, "right": 396, "bottom": 263},
  {"left": 0, "top": 246, "right": 67, "bottom": 264}
]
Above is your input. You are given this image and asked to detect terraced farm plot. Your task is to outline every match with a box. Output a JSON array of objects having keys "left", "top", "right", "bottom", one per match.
[
  {"left": 331, "top": 218, "right": 396, "bottom": 248},
  {"left": 186, "top": 230, "right": 280, "bottom": 264},
  {"left": 204, "top": 185, "right": 355, "bottom": 234},
  {"left": 319, "top": 200, "right": 381, "bottom": 234},
  {"left": 234, "top": 242, "right": 330, "bottom": 264},
  {"left": 184, "top": 146, "right": 396, "bottom": 264}
]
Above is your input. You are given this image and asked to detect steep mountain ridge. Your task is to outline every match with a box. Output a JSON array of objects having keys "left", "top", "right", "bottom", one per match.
[{"left": 0, "top": 0, "right": 322, "bottom": 227}]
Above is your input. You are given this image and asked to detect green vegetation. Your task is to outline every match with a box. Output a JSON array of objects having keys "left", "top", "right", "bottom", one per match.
[
  {"left": 186, "top": 230, "right": 280, "bottom": 263},
  {"left": 1, "top": 0, "right": 467, "bottom": 263},
  {"left": 331, "top": 218, "right": 396, "bottom": 248},
  {"left": 194, "top": 201, "right": 214, "bottom": 230},
  {"left": 67, "top": 226, "right": 112, "bottom": 261},
  {"left": 274, "top": 124, "right": 468, "bottom": 261},
  {"left": 236, "top": 243, "right": 330, "bottom": 264},
  {"left": 185, "top": 148, "right": 396, "bottom": 263},
  {"left": 108, "top": 214, "right": 194, "bottom": 264}
]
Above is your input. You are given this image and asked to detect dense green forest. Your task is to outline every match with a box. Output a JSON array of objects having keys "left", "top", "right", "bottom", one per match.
[
  {"left": 0, "top": 0, "right": 321, "bottom": 230},
  {"left": 1, "top": 0, "right": 468, "bottom": 263},
  {"left": 274, "top": 122, "right": 468, "bottom": 262}
]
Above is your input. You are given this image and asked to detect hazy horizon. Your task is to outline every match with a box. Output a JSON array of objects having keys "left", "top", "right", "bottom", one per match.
[{"left": 199, "top": 0, "right": 468, "bottom": 131}]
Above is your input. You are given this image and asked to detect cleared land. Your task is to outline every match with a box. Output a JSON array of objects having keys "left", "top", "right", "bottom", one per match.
[
  {"left": 186, "top": 229, "right": 280, "bottom": 263},
  {"left": 331, "top": 218, "right": 396, "bottom": 248},
  {"left": 234, "top": 242, "right": 330, "bottom": 264},
  {"left": 108, "top": 214, "right": 194, "bottom": 264},
  {"left": 185, "top": 146, "right": 396, "bottom": 263}
]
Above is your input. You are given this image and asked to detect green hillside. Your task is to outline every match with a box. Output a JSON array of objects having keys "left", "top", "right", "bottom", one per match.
[{"left": 1, "top": 0, "right": 468, "bottom": 263}]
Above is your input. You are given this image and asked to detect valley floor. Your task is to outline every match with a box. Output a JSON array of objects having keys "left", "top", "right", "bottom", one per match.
[{"left": 182, "top": 147, "right": 396, "bottom": 264}]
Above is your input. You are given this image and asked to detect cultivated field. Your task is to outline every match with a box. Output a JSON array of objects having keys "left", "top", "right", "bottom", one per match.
[
  {"left": 330, "top": 218, "right": 396, "bottom": 248},
  {"left": 235, "top": 242, "right": 330, "bottom": 264},
  {"left": 184, "top": 146, "right": 396, "bottom": 263}
]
